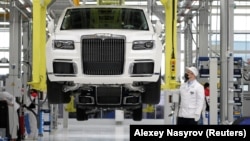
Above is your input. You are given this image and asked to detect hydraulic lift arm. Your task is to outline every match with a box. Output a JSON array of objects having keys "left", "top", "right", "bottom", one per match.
[
  {"left": 160, "top": 0, "right": 180, "bottom": 90},
  {"left": 28, "top": 0, "right": 52, "bottom": 91},
  {"left": 159, "top": 0, "right": 180, "bottom": 124}
]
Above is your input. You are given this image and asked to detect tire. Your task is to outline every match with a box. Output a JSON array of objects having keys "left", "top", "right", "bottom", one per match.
[
  {"left": 76, "top": 105, "right": 88, "bottom": 121},
  {"left": 47, "top": 75, "right": 71, "bottom": 104},
  {"left": 141, "top": 76, "right": 161, "bottom": 104},
  {"left": 132, "top": 105, "right": 143, "bottom": 121}
]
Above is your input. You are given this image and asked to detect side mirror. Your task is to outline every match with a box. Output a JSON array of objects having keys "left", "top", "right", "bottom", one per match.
[
  {"left": 47, "top": 19, "right": 55, "bottom": 34},
  {"left": 154, "top": 20, "right": 163, "bottom": 36}
]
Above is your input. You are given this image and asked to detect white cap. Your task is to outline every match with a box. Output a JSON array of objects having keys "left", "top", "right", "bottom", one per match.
[{"left": 186, "top": 66, "right": 199, "bottom": 77}]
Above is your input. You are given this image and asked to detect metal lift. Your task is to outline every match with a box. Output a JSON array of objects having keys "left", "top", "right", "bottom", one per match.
[
  {"left": 160, "top": 0, "right": 180, "bottom": 124},
  {"left": 27, "top": 0, "right": 52, "bottom": 136}
]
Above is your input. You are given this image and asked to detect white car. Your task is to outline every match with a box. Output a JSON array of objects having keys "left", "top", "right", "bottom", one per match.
[{"left": 46, "top": 5, "right": 162, "bottom": 121}]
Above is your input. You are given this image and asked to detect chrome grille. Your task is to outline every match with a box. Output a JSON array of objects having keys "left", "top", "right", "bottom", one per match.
[{"left": 82, "top": 35, "right": 125, "bottom": 75}]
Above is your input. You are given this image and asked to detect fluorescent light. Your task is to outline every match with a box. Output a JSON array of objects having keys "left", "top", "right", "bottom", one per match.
[
  {"left": 192, "top": 1, "right": 198, "bottom": 6},
  {"left": 0, "top": 22, "right": 9, "bottom": 25},
  {"left": 0, "top": 8, "right": 9, "bottom": 13},
  {"left": 125, "top": 2, "right": 147, "bottom": 5},
  {"left": 85, "top": 2, "right": 96, "bottom": 4},
  {"left": 184, "top": 9, "right": 190, "bottom": 14},
  {"left": 26, "top": 7, "right": 31, "bottom": 13},
  {"left": 0, "top": 8, "right": 4, "bottom": 13},
  {"left": 19, "top": 0, "right": 24, "bottom": 5},
  {"left": 180, "top": 17, "right": 184, "bottom": 21}
]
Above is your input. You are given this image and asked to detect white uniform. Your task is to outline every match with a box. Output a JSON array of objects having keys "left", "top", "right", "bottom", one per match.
[
  {"left": 178, "top": 80, "right": 205, "bottom": 121},
  {"left": 0, "top": 91, "right": 20, "bottom": 139},
  {"left": 0, "top": 91, "right": 20, "bottom": 111}
]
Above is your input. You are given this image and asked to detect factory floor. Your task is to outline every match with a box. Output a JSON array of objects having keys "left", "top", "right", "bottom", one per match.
[{"left": 36, "top": 118, "right": 164, "bottom": 141}]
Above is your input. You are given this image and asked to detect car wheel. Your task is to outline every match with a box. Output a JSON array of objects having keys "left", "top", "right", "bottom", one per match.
[
  {"left": 141, "top": 76, "right": 161, "bottom": 104},
  {"left": 132, "top": 105, "right": 142, "bottom": 121},
  {"left": 47, "top": 75, "right": 71, "bottom": 104},
  {"left": 76, "top": 105, "right": 88, "bottom": 121}
]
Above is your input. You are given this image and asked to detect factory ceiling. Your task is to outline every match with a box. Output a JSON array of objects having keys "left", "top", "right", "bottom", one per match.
[{"left": 0, "top": 0, "right": 249, "bottom": 28}]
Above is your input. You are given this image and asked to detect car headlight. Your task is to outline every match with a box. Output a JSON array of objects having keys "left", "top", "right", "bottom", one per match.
[
  {"left": 132, "top": 40, "right": 154, "bottom": 50},
  {"left": 53, "top": 40, "right": 75, "bottom": 49}
]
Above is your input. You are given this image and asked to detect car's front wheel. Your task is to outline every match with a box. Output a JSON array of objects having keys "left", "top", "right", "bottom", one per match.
[
  {"left": 141, "top": 76, "right": 161, "bottom": 104},
  {"left": 132, "top": 105, "right": 143, "bottom": 121},
  {"left": 76, "top": 105, "right": 88, "bottom": 121},
  {"left": 46, "top": 75, "right": 71, "bottom": 104}
]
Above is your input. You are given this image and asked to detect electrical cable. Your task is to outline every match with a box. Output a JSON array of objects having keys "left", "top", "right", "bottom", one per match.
[{"left": 171, "top": 0, "right": 176, "bottom": 60}]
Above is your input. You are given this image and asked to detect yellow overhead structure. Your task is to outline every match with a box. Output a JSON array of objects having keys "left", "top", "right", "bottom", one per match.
[
  {"left": 73, "top": 0, "right": 80, "bottom": 6},
  {"left": 160, "top": 0, "right": 179, "bottom": 90},
  {"left": 28, "top": 0, "right": 52, "bottom": 91},
  {"left": 97, "top": 0, "right": 124, "bottom": 5}
]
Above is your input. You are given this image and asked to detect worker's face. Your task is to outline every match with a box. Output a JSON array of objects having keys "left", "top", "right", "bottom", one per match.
[
  {"left": 184, "top": 73, "right": 189, "bottom": 82},
  {"left": 186, "top": 70, "right": 195, "bottom": 80}
]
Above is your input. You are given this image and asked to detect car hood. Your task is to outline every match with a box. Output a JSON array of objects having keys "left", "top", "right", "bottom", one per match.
[{"left": 50, "top": 29, "right": 156, "bottom": 43}]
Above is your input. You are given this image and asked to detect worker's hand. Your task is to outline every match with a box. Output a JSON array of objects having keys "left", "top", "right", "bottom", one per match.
[
  {"left": 194, "top": 114, "right": 200, "bottom": 121},
  {"left": 6, "top": 101, "right": 14, "bottom": 106},
  {"left": 2, "top": 97, "right": 7, "bottom": 101},
  {"left": 3, "top": 99, "right": 14, "bottom": 106}
]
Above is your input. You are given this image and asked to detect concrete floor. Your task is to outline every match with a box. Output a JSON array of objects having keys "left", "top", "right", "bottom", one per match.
[{"left": 37, "top": 119, "right": 164, "bottom": 141}]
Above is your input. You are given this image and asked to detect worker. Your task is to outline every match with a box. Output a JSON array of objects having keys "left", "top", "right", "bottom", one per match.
[
  {"left": 201, "top": 82, "right": 210, "bottom": 125},
  {"left": 177, "top": 66, "right": 205, "bottom": 125},
  {"left": 24, "top": 90, "right": 38, "bottom": 140},
  {"left": 0, "top": 90, "right": 20, "bottom": 140}
]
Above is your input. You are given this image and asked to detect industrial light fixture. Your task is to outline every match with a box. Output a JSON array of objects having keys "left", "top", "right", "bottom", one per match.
[
  {"left": 184, "top": 9, "right": 190, "bottom": 14},
  {"left": 0, "top": 8, "right": 4, "bottom": 13},
  {"left": 179, "top": 17, "right": 184, "bottom": 21},
  {"left": 0, "top": 22, "right": 9, "bottom": 25},
  {"left": 0, "top": 57, "right": 9, "bottom": 63},
  {"left": 191, "top": 1, "right": 198, "bottom": 6},
  {"left": 19, "top": 0, "right": 24, "bottom": 5},
  {"left": 5, "top": 8, "right": 9, "bottom": 12},
  {"left": 26, "top": 7, "right": 31, "bottom": 13}
]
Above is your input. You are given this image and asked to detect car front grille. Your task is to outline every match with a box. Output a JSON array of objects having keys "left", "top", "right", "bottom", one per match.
[{"left": 81, "top": 35, "right": 125, "bottom": 75}]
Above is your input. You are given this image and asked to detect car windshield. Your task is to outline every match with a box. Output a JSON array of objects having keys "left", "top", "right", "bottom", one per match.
[{"left": 60, "top": 8, "right": 149, "bottom": 30}]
